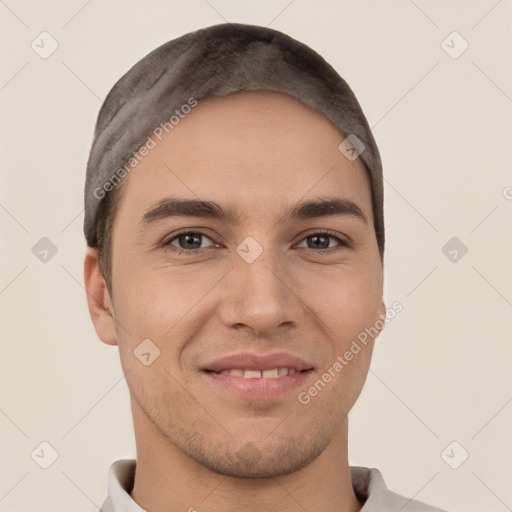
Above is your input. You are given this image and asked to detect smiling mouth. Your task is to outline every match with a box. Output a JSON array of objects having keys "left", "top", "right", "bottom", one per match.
[{"left": 204, "top": 368, "right": 313, "bottom": 378}]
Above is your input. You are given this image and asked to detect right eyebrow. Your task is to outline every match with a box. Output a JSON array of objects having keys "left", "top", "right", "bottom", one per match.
[{"left": 140, "top": 197, "right": 241, "bottom": 227}]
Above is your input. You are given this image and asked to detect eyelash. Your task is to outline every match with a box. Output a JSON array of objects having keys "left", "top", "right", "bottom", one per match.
[{"left": 161, "top": 230, "right": 350, "bottom": 256}]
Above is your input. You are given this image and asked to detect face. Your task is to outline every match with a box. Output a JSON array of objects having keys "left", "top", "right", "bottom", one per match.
[{"left": 97, "top": 90, "right": 385, "bottom": 478}]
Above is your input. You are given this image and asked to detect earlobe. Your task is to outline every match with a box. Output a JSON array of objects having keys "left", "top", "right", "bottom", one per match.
[{"left": 84, "top": 247, "right": 118, "bottom": 346}]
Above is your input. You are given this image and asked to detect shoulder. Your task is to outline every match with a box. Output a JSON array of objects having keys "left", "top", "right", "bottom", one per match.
[
  {"left": 98, "top": 496, "right": 115, "bottom": 512},
  {"left": 350, "top": 466, "right": 451, "bottom": 512}
]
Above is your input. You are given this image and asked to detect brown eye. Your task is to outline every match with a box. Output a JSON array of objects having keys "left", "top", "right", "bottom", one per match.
[{"left": 163, "top": 231, "right": 216, "bottom": 254}]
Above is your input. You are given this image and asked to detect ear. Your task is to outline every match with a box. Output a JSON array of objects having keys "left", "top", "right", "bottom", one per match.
[
  {"left": 84, "top": 246, "right": 118, "bottom": 346},
  {"left": 376, "top": 300, "right": 387, "bottom": 338},
  {"left": 379, "top": 300, "right": 387, "bottom": 321}
]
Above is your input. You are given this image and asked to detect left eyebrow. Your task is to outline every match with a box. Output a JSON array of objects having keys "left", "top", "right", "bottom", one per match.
[
  {"left": 280, "top": 196, "right": 368, "bottom": 225},
  {"left": 139, "top": 195, "right": 368, "bottom": 228}
]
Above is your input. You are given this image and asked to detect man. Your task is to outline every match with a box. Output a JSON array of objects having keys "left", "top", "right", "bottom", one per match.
[{"left": 83, "top": 23, "right": 449, "bottom": 512}]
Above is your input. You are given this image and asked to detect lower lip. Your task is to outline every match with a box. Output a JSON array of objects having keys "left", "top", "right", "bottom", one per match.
[{"left": 201, "top": 370, "right": 314, "bottom": 400}]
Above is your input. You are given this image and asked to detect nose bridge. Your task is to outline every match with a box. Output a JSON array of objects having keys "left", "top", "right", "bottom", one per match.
[{"left": 220, "top": 240, "right": 303, "bottom": 335}]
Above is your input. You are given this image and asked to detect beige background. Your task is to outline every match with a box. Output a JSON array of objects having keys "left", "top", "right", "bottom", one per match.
[{"left": 1, "top": 1, "right": 511, "bottom": 511}]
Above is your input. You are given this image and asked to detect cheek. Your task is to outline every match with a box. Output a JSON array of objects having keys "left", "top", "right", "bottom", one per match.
[
  {"left": 300, "top": 264, "right": 383, "bottom": 341},
  {"left": 112, "top": 261, "right": 221, "bottom": 368}
]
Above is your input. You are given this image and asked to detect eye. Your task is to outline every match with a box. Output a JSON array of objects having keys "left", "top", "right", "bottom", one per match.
[
  {"left": 296, "top": 231, "right": 349, "bottom": 252},
  {"left": 162, "top": 231, "right": 216, "bottom": 255}
]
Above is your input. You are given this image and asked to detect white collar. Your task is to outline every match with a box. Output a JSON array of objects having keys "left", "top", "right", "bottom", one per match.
[{"left": 99, "top": 459, "right": 447, "bottom": 512}]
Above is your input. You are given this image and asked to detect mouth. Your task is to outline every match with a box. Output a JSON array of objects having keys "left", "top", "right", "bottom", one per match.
[
  {"left": 200, "top": 352, "right": 315, "bottom": 400},
  {"left": 203, "top": 367, "right": 312, "bottom": 378}
]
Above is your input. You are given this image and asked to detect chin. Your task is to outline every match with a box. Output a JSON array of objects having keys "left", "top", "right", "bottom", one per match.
[{"left": 189, "top": 433, "right": 330, "bottom": 479}]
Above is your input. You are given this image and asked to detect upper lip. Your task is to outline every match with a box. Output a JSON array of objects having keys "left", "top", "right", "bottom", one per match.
[{"left": 203, "top": 351, "right": 314, "bottom": 372}]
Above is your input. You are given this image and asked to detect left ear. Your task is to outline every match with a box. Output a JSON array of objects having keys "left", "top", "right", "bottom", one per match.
[
  {"left": 376, "top": 300, "right": 387, "bottom": 336},
  {"left": 379, "top": 300, "right": 386, "bottom": 319}
]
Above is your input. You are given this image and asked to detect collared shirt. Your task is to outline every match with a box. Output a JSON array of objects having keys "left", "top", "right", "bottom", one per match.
[{"left": 99, "top": 459, "right": 449, "bottom": 512}]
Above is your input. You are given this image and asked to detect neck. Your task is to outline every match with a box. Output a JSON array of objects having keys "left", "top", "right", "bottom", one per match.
[{"left": 129, "top": 396, "right": 364, "bottom": 512}]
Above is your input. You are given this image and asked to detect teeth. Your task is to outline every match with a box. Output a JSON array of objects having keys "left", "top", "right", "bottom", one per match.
[
  {"left": 244, "top": 370, "right": 262, "bottom": 379},
  {"left": 216, "top": 367, "right": 300, "bottom": 378}
]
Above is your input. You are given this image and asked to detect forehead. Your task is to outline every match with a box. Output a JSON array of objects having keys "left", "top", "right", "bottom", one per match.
[{"left": 117, "top": 90, "right": 373, "bottom": 223}]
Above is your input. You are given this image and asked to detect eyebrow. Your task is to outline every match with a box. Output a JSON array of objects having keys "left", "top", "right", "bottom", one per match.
[{"left": 140, "top": 195, "right": 368, "bottom": 227}]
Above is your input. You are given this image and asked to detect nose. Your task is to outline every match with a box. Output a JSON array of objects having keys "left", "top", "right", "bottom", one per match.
[{"left": 217, "top": 248, "right": 305, "bottom": 337}]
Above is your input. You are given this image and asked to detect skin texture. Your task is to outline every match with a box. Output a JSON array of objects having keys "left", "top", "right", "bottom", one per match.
[{"left": 84, "top": 90, "right": 386, "bottom": 512}]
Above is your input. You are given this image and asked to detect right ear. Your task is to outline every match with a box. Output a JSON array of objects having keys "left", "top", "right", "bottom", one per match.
[{"left": 84, "top": 247, "right": 118, "bottom": 346}]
